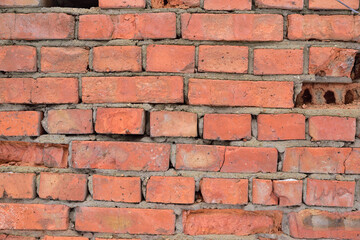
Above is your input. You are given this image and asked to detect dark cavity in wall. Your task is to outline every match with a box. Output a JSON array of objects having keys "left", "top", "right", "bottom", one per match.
[
  {"left": 351, "top": 53, "right": 360, "bottom": 81},
  {"left": 47, "top": 0, "right": 98, "bottom": 8}
]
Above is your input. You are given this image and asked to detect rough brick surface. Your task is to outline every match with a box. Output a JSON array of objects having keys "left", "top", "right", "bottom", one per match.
[
  {"left": 99, "top": 0, "right": 146, "bottom": 8},
  {"left": 255, "top": 0, "right": 303, "bottom": 9},
  {"left": 0, "top": 235, "right": 35, "bottom": 240},
  {"left": 92, "top": 175, "right": 141, "bottom": 203},
  {"left": 200, "top": 178, "right": 248, "bottom": 205},
  {"left": 47, "top": 109, "right": 93, "bottom": 134},
  {"left": 274, "top": 180, "right": 303, "bottom": 206},
  {"left": 150, "top": 111, "right": 197, "bottom": 137},
  {"left": 146, "top": 176, "right": 195, "bottom": 204},
  {"left": 92, "top": 46, "right": 141, "bottom": 72},
  {"left": 182, "top": 14, "right": 283, "bottom": 41},
  {"left": 0, "top": 46, "right": 36, "bottom": 72},
  {"left": 0, "top": 78, "right": 32, "bottom": 104},
  {"left": 71, "top": 141, "right": 170, "bottom": 171},
  {"left": 152, "top": 0, "right": 200, "bottom": 8},
  {"left": 82, "top": 76, "right": 183, "bottom": 104},
  {"left": 252, "top": 179, "right": 278, "bottom": 205},
  {"left": 0, "top": 0, "right": 49, "bottom": 7},
  {"left": 38, "top": 172, "right": 87, "bottom": 201},
  {"left": 75, "top": 207, "right": 175, "bottom": 234},
  {"left": 204, "top": 0, "right": 251, "bottom": 10},
  {"left": 95, "top": 108, "right": 145, "bottom": 135},
  {"left": 198, "top": 46, "right": 248, "bottom": 73},
  {"left": 309, "top": 0, "right": 359, "bottom": 9},
  {"left": 0, "top": 173, "right": 35, "bottom": 199},
  {"left": 309, "top": 116, "right": 356, "bottom": 141},
  {"left": 0, "top": 111, "right": 42, "bottom": 136}
]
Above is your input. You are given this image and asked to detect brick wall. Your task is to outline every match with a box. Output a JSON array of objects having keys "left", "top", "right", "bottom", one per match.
[{"left": 0, "top": 0, "right": 360, "bottom": 239}]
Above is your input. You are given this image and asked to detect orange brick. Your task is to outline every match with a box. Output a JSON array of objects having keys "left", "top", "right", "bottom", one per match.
[
  {"left": 95, "top": 108, "right": 145, "bottom": 135},
  {"left": 344, "top": 148, "right": 360, "bottom": 174},
  {"left": 41, "top": 47, "right": 88, "bottom": 73},
  {"left": 309, "top": 116, "right": 356, "bottom": 141},
  {"left": 204, "top": 0, "right": 251, "bottom": 10},
  {"left": 75, "top": 207, "right": 175, "bottom": 234},
  {"left": 273, "top": 180, "right": 303, "bottom": 206},
  {"left": 0, "top": 46, "right": 36, "bottom": 72},
  {"left": 150, "top": 111, "right": 197, "bottom": 137},
  {"left": 79, "top": 13, "right": 176, "bottom": 40},
  {"left": 0, "top": 13, "right": 74, "bottom": 40},
  {"left": 82, "top": 76, "right": 183, "bottom": 104},
  {"left": 309, "top": 0, "right": 359, "bottom": 9},
  {"left": 146, "top": 45, "right": 195, "bottom": 73},
  {"left": 283, "top": 147, "right": 351, "bottom": 173},
  {"left": 0, "top": 203, "right": 69, "bottom": 230},
  {"left": 222, "top": 147, "right": 278, "bottom": 173},
  {"left": 99, "top": 0, "right": 145, "bottom": 8},
  {"left": 255, "top": 0, "right": 303, "bottom": 9},
  {"left": 38, "top": 172, "right": 87, "bottom": 201},
  {"left": 93, "top": 46, "right": 141, "bottom": 72},
  {"left": 288, "top": 15, "right": 360, "bottom": 42},
  {"left": 0, "top": 0, "right": 48, "bottom": 7},
  {"left": 200, "top": 178, "right": 248, "bottom": 205},
  {"left": 257, "top": 114, "right": 305, "bottom": 140},
  {"left": 146, "top": 176, "right": 195, "bottom": 204},
  {"left": 71, "top": 141, "right": 170, "bottom": 171},
  {"left": 0, "top": 78, "right": 32, "bottom": 104},
  {"left": 0, "top": 141, "right": 68, "bottom": 168},
  {"left": 182, "top": 14, "right": 283, "bottom": 41},
  {"left": 183, "top": 209, "right": 282, "bottom": 235},
  {"left": 0, "top": 235, "right": 36, "bottom": 240},
  {"left": 175, "top": 144, "right": 226, "bottom": 171},
  {"left": 92, "top": 175, "right": 141, "bottom": 203},
  {"left": 254, "top": 49, "right": 303, "bottom": 75},
  {"left": 188, "top": 79, "right": 294, "bottom": 108},
  {"left": 47, "top": 109, "right": 93, "bottom": 134},
  {"left": 252, "top": 179, "right": 277, "bottom": 205},
  {"left": 0, "top": 173, "right": 35, "bottom": 199},
  {"left": 203, "top": 114, "right": 251, "bottom": 140},
  {"left": 0, "top": 111, "right": 42, "bottom": 136},
  {"left": 305, "top": 179, "right": 355, "bottom": 207},
  {"left": 198, "top": 45, "right": 248, "bottom": 73}
]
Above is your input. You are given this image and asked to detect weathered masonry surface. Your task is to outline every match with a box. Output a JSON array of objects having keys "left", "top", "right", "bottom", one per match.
[{"left": 1, "top": 0, "right": 360, "bottom": 239}]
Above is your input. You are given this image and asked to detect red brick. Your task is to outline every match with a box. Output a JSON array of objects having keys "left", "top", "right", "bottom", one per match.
[
  {"left": 92, "top": 175, "right": 141, "bottom": 203},
  {"left": 0, "top": 46, "right": 36, "bottom": 72},
  {"left": 41, "top": 47, "right": 89, "bottom": 73},
  {"left": 288, "top": 14, "right": 360, "bottom": 42},
  {"left": 175, "top": 144, "right": 225, "bottom": 171},
  {"left": 252, "top": 179, "right": 277, "bottom": 205},
  {"left": 309, "top": 116, "right": 356, "bottom": 141},
  {"left": 182, "top": 14, "right": 283, "bottom": 41},
  {"left": 152, "top": 0, "right": 200, "bottom": 8},
  {"left": 0, "top": 0, "right": 48, "bottom": 7},
  {"left": 255, "top": 0, "right": 303, "bottom": 9},
  {"left": 0, "top": 235, "right": 35, "bottom": 240},
  {"left": 150, "top": 111, "right": 197, "bottom": 137},
  {"left": 71, "top": 141, "right": 170, "bottom": 171},
  {"left": 0, "top": 78, "right": 32, "bottom": 104},
  {"left": 0, "top": 203, "right": 69, "bottom": 230},
  {"left": 200, "top": 178, "right": 248, "bottom": 205},
  {"left": 93, "top": 46, "right": 141, "bottom": 72},
  {"left": 183, "top": 209, "right": 282, "bottom": 235},
  {"left": 0, "top": 141, "right": 68, "bottom": 168},
  {"left": 99, "top": 0, "right": 145, "bottom": 8},
  {"left": 222, "top": 147, "right": 278, "bottom": 173},
  {"left": 38, "top": 172, "right": 87, "bottom": 201},
  {"left": 309, "top": 47, "right": 358, "bottom": 78},
  {"left": 146, "top": 45, "right": 195, "bottom": 73},
  {"left": 32, "top": 78, "right": 78, "bottom": 104},
  {"left": 309, "top": 0, "right": 359, "bottom": 9},
  {"left": 257, "top": 114, "right": 305, "bottom": 140},
  {"left": 204, "top": 0, "right": 251, "bottom": 10},
  {"left": 203, "top": 114, "right": 251, "bottom": 140},
  {"left": 344, "top": 148, "right": 360, "bottom": 174},
  {"left": 0, "top": 111, "right": 42, "bottom": 136},
  {"left": 283, "top": 147, "right": 352, "bottom": 173},
  {"left": 79, "top": 13, "right": 176, "bottom": 40},
  {"left": 95, "top": 108, "right": 145, "bottom": 135},
  {"left": 47, "top": 109, "right": 93, "bottom": 134},
  {"left": 75, "top": 207, "right": 175, "bottom": 234},
  {"left": 254, "top": 49, "right": 303, "bottom": 75},
  {"left": 188, "top": 79, "right": 294, "bottom": 108},
  {"left": 43, "top": 237, "right": 88, "bottom": 240},
  {"left": 305, "top": 179, "right": 355, "bottom": 207},
  {"left": 0, "top": 13, "right": 74, "bottom": 40},
  {"left": 82, "top": 76, "right": 183, "bottom": 104},
  {"left": 198, "top": 45, "right": 248, "bottom": 73},
  {"left": 273, "top": 180, "right": 303, "bottom": 206},
  {"left": 146, "top": 176, "right": 195, "bottom": 204},
  {"left": 0, "top": 173, "right": 35, "bottom": 199},
  {"left": 289, "top": 209, "right": 360, "bottom": 239}
]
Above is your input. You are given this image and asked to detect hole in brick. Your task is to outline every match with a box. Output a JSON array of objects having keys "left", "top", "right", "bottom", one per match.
[
  {"left": 316, "top": 70, "right": 326, "bottom": 77},
  {"left": 50, "top": 0, "right": 98, "bottom": 8},
  {"left": 164, "top": 0, "right": 168, "bottom": 5},
  {"left": 345, "top": 90, "right": 354, "bottom": 104},
  {"left": 324, "top": 91, "right": 336, "bottom": 104},
  {"left": 302, "top": 89, "right": 312, "bottom": 104},
  {"left": 351, "top": 53, "right": 360, "bottom": 81}
]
